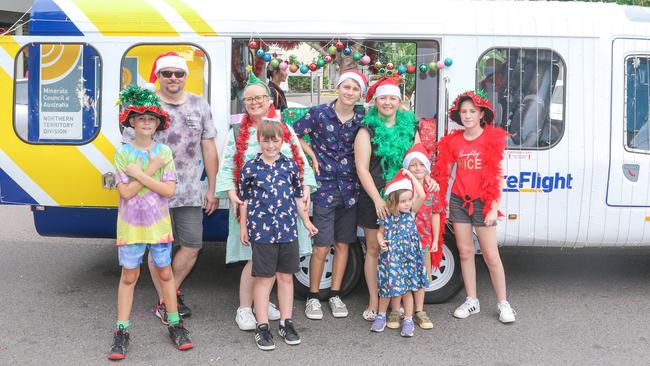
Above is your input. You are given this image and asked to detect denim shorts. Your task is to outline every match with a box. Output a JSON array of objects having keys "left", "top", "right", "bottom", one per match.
[{"left": 118, "top": 243, "right": 172, "bottom": 269}]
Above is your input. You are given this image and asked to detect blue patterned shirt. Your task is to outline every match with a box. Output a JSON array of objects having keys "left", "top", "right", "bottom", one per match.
[
  {"left": 239, "top": 153, "right": 303, "bottom": 244},
  {"left": 292, "top": 100, "right": 365, "bottom": 208}
]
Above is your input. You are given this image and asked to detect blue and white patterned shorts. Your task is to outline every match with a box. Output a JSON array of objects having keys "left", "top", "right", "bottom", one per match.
[{"left": 118, "top": 243, "right": 172, "bottom": 269}]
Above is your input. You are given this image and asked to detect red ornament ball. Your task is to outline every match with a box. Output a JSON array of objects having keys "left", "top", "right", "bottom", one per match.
[
  {"left": 248, "top": 40, "right": 258, "bottom": 49},
  {"left": 335, "top": 41, "right": 345, "bottom": 51},
  {"left": 309, "top": 63, "right": 318, "bottom": 71},
  {"left": 406, "top": 65, "right": 416, "bottom": 74}
]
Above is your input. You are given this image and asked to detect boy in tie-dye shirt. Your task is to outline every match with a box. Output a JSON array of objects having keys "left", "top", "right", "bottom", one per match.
[{"left": 108, "top": 85, "right": 192, "bottom": 361}]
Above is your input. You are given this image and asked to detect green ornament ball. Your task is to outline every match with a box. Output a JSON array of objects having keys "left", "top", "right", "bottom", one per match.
[
  {"left": 352, "top": 52, "right": 362, "bottom": 61},
  {"left": 270, "top": 59, "right": 280, "bottom": 69},
  {"left": 328, "top": 45, "right": 338, "bottom": 55},
  {"left": 317, "top": 58, "right": 325, "bottom": 67},
  {"left": 428, "top": 61, "right": 438, "bottom": 71},
  {"left": 419, "top": 64, "right": 429, "bottom": 73}
]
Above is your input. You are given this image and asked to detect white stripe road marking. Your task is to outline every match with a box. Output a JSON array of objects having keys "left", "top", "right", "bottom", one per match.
[
  {"left": 53, "top": 0, "right": 100, "bottom": 35},
  {"left": 144, "top": 0, "right": 196, "bottom": 35},
  {"left": 76, "top": 141, "right": 115, "bottom": 175},
  {"left": 0, "top": 147, "right": 57, "bottom": 205}
]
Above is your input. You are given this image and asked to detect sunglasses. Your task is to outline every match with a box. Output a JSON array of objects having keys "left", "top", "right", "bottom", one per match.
[{"left": 160, "top": 70, "right": 186, "bottom": 78}]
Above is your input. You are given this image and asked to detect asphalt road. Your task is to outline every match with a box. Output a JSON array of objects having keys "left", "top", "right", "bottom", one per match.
[{"left": 2, "top": 204, "right": 649, "bottom": 365}]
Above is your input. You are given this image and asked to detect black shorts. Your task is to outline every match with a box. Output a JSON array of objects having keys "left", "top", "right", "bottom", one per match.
[
  {"left": 449, "top": 193, "right": 496, "bottom": 227},
  {"left": 312, "top": 194, "right": 358, "bottom": 247},
  {"left": 357, "top": 190, "right": 379, "bottom": 229},
  {"left": 251, "top": 240, "right": 299, "bottom": 277}
]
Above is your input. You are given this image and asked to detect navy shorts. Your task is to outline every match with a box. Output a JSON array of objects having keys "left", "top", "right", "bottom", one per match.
[{"left": 312, "top": 193, "right": 358, "bottom": 247}]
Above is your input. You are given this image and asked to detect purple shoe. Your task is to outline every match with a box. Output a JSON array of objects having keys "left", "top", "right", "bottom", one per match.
[
  {"left": 401, "top": 318, "right": 414, "bottom": 337},
  {"left": 370, "top": 314, "right": 386, "bottom": 332}
]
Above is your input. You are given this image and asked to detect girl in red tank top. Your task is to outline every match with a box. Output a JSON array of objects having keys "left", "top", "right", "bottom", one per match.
[{"left": 434, "top": 90, "right": 516, "bottom": 324}]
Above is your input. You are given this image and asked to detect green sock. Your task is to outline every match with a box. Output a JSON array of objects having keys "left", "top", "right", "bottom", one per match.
[
  {"left": 167, "top": 312, "right": 180, "bottom": 325},
  {"left": 116, "top": 320, "right": 129, "bottom": 330}
]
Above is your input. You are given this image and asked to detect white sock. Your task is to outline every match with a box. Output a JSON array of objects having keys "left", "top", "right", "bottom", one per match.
[{"left": 280, "top": 319, "right": 285, "bottom": 326}]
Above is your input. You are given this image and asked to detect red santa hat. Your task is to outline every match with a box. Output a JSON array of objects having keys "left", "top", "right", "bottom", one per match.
[
  {"left": 384, "top": 169, "right": 413, "bottom": 197},
  {"left": 149, "top": 52, "right": 189, "bottom": 83},
  {"left": 337, "top": 69, "right": 368, "bottom": 94},
  {"left": 402, "top": 143, "right": 431, "bottom": 173},
  {"left": 365, "top": 76, "right": 401, "bottom": 103}
]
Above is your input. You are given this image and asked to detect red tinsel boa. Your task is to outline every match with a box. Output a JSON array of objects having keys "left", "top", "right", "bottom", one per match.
[
  {"left": 232, "top": 114, "right": 304, "bottom": 196},
  {"left": 433, "top": 124, "right": 507, "bottom": 221}
]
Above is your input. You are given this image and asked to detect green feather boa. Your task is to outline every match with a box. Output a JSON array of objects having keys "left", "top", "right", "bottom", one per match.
[{"left": 363, "top": 107, "right": 417, "bottom": 184}]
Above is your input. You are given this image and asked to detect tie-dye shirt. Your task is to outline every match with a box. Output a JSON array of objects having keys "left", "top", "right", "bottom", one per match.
[{"left": 114, "top": 143, "right": 177, "bottom": 246}]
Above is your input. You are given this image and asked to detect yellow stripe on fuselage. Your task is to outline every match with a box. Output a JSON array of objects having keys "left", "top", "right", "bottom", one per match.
[
  {"left": 0, "top": 38, "right": 117, "bottom": 206},
  {"left": 163, "top": 0, "right": 217, "bottom": 36},
  {"left": 519, "top": 188, "right": 543, "bottom": 193},
  {"left": 0, "top": 36, "right": 20, "bottom": 59},
  {"left": 72, "top": 0, "right": 178, "bottom": 36}
]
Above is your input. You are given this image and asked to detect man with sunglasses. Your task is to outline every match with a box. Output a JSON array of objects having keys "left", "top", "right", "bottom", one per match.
[{"left": 121, "top": 51, "right": 218, "bottom": 322}]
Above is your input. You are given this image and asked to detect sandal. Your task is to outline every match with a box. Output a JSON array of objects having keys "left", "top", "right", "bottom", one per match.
[{"left": 362, "top": 309, "right": 377, "bottom": 321}]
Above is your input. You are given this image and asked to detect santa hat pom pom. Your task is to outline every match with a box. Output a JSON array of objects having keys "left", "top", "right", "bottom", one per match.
[{"left": 143, "top": 83, "right": 156, "bottom": 92}]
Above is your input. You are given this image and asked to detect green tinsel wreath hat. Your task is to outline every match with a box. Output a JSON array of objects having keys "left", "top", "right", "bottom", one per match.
[
  {"left": 244, "top": 69, "right": 271, "bottom": 95},
  {"left": 117, "top": 84, "right": 170, "bottom": 130}
]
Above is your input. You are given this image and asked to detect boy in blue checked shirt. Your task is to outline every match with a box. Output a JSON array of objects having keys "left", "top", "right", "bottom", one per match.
[
  {"left": 292, "top": 70, "right": 367, "bottom": 320},
  {"left": 238, "top": 119, "right": 318, "bottom": 351}
]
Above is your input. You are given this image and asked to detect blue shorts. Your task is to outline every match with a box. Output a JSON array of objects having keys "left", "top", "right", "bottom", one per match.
[{"left": 118, "top": 243, "right": 172, "bottom": 269}]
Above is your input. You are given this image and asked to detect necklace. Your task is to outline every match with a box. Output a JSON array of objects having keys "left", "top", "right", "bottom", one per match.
[{"left": 363, "top": 107, "right": 417, "bottom": 183}]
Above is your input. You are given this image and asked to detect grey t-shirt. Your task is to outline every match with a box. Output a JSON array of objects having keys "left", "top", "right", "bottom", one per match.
[{"left": 122, "top": 93, "right": 217, "bottom": 208}]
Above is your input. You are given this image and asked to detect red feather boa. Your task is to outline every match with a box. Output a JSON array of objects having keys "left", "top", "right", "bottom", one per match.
[
  {"left": 434, "top": 124, "right": 508, "bottom": 220},
  {"left": 232, "top": 114, "right": 304, "bottom": 195}
]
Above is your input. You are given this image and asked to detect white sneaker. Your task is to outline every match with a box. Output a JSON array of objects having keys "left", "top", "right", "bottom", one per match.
[
  {"left": 328, "top": 296, "right": 348, "bottom": 318},
  {"left": 252, "top": 302, "right": 281, "bottom": 321},
  {"left": 235, "top": 307, "right": 257, "bottom": 331},
  {"left": 497, "top": 301, "right": 516, "bottom": 323},
  {"left": 305, "top": 298, "right": 323, "bottom": 320},
  {"left": 453, "top": 297, "right": 480, "bottom": 319},
  {"left": 268, "top": 302, "right": 281, "bottom": 321}
]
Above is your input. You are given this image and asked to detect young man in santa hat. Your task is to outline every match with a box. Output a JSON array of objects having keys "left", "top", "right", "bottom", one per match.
[
  {"left": 121, "top": 51, "right": 219, "bottom": 322},
  {"left": 292, "top": 69, "right": 367, "bottom": 320}
]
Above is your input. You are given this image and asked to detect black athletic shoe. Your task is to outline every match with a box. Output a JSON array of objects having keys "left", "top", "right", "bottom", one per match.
[
  {"left": 278, "top": 319, "right": 301, "bottom": 345},
  {"left": 176, "top": 290, "right": 192, "bottom": 318},
  {"left": 255, "top": 323, "right": 275, "bottom": 351},
  {"left": 107, "top": 326, "right": 129, "bottom": 361},
  {"left": 168, "top": 323, "right": 193, "bottom": 351}
]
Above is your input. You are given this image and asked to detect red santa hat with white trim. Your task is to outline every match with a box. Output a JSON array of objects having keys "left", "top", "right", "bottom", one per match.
[
  {"left": 149, "top": 52, "right": 189, "bottom": 83},
  {"left": 402, "top": 143, "right": 431, "bottom": 173},
  {"left": 337, "top": 69, "right": 368, "bottom": 94},
  {"left": 365, "top": 76, "right": 401, "bottom": 103},
  {"left": 384, "top": 169, "right": 413, "bottom": 196}
]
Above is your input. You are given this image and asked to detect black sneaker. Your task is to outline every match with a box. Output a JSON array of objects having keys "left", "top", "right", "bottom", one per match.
[
  {"left": 278, "top": 319, "right": 301, "bottom": 345},
  {"left": 168, "top": 323, "right": 193, "bottom": 351},
  {"left": 255, "top": 323, "right": 275, "bottom": 351},
  {"left": 176, "top": 290, "right": 192, "bottom": 318},
  {"left": 107, "top": 326, "right": 129, "bottom": 361},
  {"left": 154, "top": 302, "right": 169, "bottom": 325}
]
